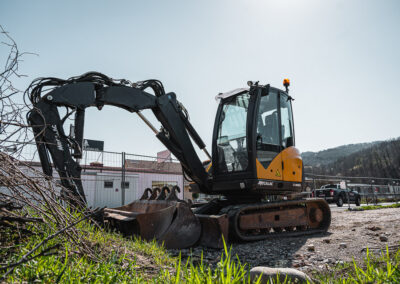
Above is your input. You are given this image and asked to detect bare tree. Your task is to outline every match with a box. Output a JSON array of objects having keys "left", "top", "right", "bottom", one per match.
[
  {"left": 0, "top": 26, "right": 100, "bottom": 280},
  {"left": 0, "top": 25, "right": 36, "bottom": 157}
]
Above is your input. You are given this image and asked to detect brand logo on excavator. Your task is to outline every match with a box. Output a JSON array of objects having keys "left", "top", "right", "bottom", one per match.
[
  {"left": 258, "top": 181, "right": 273, "bottom": 186},
  {"left": 50, "top": 125, "right": 64, "bottom": 151}
]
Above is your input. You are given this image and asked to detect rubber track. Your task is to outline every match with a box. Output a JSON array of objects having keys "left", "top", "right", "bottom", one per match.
[{"left": 223, "top": 199, "right": 331, "bottom": 242}]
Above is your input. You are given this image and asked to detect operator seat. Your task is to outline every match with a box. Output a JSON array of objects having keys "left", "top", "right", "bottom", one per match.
[
  {"left": 261, "top": 111, "right": 279, "bottom": 145},
  {"left": 217, "top": 136, "right": 233, "bottom": 172}
]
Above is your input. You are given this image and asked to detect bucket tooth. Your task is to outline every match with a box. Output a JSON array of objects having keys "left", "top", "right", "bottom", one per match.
[
  {"left": 148, "top": 187, "right": 160, "bottom": 200},
  {"left": 166, "top": 185, "right": 180, "bottom": 201},
  {"left": 156, "top": 186, "right": 170, "bottom": 200},
  {"left": 140, "top": 188, "right": 152, "bottom": 200}
]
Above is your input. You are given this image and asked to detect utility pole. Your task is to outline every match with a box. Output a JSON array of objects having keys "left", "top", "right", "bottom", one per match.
[
  {"left": 371, "top": 180, "right": 376, "bottom": 205},
  {"left": 304, "top": 165, "right": 316, "bottom": 197},
  {"left": 121, "top": 152, "right": 126, "bottom": 206}
]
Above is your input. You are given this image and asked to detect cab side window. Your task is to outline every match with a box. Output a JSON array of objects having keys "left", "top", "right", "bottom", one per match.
[
  {"left": 256, "top": 90, "right": 280, "bottom": 167},
  {"left": 279, "top": 93, "right": 294, "bottom": 148}
]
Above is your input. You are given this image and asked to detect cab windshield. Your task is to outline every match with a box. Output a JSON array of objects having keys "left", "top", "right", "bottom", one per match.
[{"left": 216, "top": 92, "right": 249, "bottom": 173}]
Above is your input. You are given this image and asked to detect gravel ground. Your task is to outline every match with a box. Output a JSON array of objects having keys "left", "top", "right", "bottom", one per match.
[{"left": 170, "top": 207, "right": 400, "bottom": 272}]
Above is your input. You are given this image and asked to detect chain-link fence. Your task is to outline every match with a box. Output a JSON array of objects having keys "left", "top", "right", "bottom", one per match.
[
  {"left": 2, "top": 142, "right": 186, "bottom": 208},
  {"left": 5, "top": 142, "right": 400, "bottom": 208}
]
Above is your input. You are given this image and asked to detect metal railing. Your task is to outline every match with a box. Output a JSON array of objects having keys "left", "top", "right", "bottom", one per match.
[{"left": 304, "top": 172, "right": 400, "bottom": 205}]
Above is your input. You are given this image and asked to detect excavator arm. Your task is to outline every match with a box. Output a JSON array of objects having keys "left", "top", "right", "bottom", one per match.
[{"left": 27, "top": 72, "right": 210, "bottom": 205}]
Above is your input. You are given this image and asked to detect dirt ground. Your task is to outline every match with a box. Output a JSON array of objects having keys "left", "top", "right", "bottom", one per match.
[{"left": 171, "top": 207, "right": 400, "bottom": 272}]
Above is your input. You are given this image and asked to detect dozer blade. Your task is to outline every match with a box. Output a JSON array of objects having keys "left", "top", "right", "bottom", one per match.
[
  {"left": 196, "top": 214, "right": 229, "bottom": 248},
  {"left": 103, "top": 200, "right": 201, "bottom": 249}
]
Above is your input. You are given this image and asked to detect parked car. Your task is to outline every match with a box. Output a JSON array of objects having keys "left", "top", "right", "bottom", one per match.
[{"left": 313, "top": 184, "right": 361, "bottom": 207}]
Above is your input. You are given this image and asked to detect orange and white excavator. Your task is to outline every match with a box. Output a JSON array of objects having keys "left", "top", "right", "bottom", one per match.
[{"left": 28, "top": 73, "right": 330, "bottom": 249}]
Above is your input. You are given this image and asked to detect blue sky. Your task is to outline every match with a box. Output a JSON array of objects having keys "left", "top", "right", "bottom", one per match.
[{"left": 1, "top": 0, "right": 399, "bottom": 158}]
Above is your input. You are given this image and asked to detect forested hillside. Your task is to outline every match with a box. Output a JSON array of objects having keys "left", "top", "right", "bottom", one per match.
[
  {"left": 302, "top": 142, "right": 380, "bottom": 167},
  {"left": 303, "top": 139, "right": 400, "bottom": 178}
]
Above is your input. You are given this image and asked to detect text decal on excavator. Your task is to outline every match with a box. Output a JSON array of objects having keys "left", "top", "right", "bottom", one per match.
[{"left": 258, "top": 181, "right": 273, "bottom": 186}]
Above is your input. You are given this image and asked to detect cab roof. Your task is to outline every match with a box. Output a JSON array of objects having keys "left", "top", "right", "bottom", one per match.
[{"left": 215, "top": 86, "right": 288, "bottom": 101}]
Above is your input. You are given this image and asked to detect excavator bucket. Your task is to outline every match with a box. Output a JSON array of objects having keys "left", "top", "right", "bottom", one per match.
[{"left": 103, "top": 186, "right": 201, "bottom": 249}]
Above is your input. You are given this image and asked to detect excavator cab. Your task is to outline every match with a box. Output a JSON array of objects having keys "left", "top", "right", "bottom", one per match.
[{"left": 211, "top": 84, "right": 303, "bottom": 197}]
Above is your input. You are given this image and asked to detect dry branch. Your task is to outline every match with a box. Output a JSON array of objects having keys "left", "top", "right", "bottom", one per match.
[{"left": 0, "top": 26, "right": 103, "bottom": 281}]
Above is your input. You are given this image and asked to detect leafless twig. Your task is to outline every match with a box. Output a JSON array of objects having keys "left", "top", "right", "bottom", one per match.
[
  {"left": 0, "top": 25, "right": 38, "bottom": 158},
  {"left": 0, "top": 26, "right": 103, "bottom": 281}
]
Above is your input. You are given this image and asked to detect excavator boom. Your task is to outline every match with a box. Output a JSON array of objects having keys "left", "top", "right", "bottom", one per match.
[{"left": 28, "top": 73, "right": 210, "bottom": 205}]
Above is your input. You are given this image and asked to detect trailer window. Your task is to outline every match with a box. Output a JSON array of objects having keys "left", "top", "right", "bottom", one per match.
[
  {"left": 152, "top": 181, "right": 178, "bottom": 188},
  {"left": 104, "top": 181, "right": 113, "bottom": 188},
  {"left": 121, "top": 181, "right": 130, "bottom": 188}
]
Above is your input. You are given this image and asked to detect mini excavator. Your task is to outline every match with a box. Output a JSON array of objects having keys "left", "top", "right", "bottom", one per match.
[{"left": 27, "top": 72, "right": 331, "bottom": 249}]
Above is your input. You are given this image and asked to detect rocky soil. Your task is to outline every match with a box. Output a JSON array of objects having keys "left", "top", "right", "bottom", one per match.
[{"left": 170, "top": 207, "right": 400, "bottom": 273}]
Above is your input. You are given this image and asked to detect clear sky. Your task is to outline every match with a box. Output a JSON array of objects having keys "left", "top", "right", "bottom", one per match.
[{"left": 1, "top": 0, "right": 399, "bottom": 159}]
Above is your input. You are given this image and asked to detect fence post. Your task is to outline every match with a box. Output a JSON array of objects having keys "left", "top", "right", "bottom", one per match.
[
  {"left": 83, "top": 150, "right": 87, "bottom": 172},
  {"left": 182, "top": 168, "right": 185, "bottom": 201},
  {"left": 121, "top": 151, "right": 126, "bottom": 205},
  {"left": 313, "top": 176, "right": 316, "bottom": 198}
]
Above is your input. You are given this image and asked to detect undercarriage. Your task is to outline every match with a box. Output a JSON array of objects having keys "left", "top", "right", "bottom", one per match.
[{"left": 103, "top": 186, "right": 331, "bottom": 249}]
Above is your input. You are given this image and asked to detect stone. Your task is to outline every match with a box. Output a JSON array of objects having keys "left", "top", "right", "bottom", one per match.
[
  {"left": 293, "top": 263, "right": 299, "bottom": 268},
  {"left": 339, "top": 243, "right": 347, "bottom": 249},
  {"left": 250, "top": 267, "right": 312, "bottom": 284},
  {"left": 336, "top": 260, "right": 344, "bottom": 265},
  {"left": 323, "top": 258, "right": 335, "bottom": 264},
  {"left": 379, "top": 235, "right": 388, "bottom": 242},
  {"left": 307, "top": 244, "right": 315, "bottom": 252},
  {"left": 191, "top": 256, "right": 202, "bottom": 265},
  {"left": 323, "top": 239, "right": 331, "bottom": 244},
  {"left": 367, "top": 226, "right": 382, "bottom": 231}
]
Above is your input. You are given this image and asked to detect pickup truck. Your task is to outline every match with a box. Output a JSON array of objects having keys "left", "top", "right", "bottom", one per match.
[{"left": 313, "top": 184, "right": 361, "bottom": 207}]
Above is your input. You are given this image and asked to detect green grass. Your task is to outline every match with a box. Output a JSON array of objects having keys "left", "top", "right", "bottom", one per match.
[
  {"left": 1, "top": 213, "right": 261, "bottom": 283},
  {"left": 2, "top": 210, "right": 400, "bottom": 283},
  {"left": 352, "top": 203, "right": 400, "bottom": 211},
  {"left": 1, "top": 218, "right": 174, "bottom": 283},
  {"left": 315, "top": 246, "right": 400, "bottom": 283}
]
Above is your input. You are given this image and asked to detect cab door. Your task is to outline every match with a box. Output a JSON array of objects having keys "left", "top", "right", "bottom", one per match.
[
  {"left": 255, "top": 88, "right": 283, "bottom": 181},
  {"left": 279, "top": 91, "right": 302, "bottom": 183}
]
